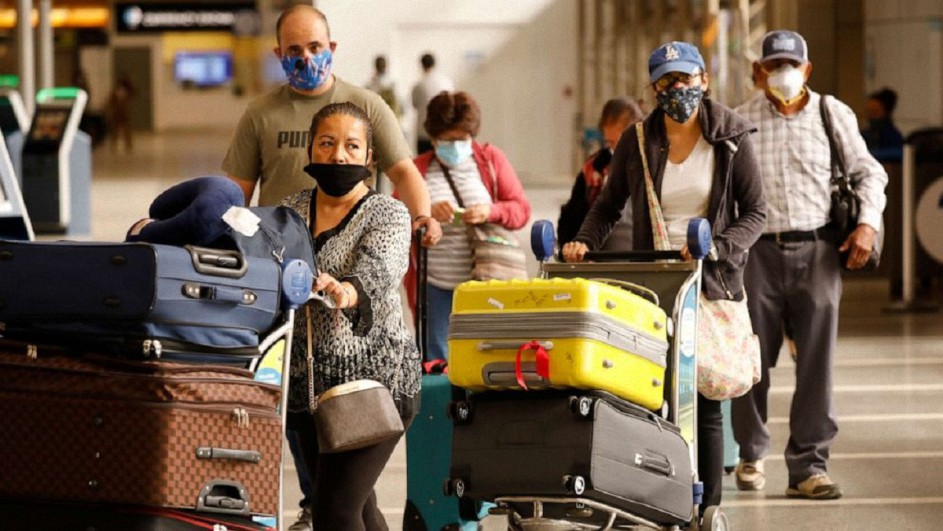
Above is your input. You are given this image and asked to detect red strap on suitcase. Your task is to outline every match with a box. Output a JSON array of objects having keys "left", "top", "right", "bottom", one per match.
[{"left": 515, "top": 340, "right": 550, "bottom": 390}]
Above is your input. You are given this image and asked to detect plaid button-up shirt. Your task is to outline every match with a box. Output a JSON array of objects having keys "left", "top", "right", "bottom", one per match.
[{"left": 736, "top": 90, "right": 887, "bottom": 234}]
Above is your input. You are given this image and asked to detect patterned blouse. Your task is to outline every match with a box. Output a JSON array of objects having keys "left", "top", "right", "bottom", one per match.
[{"left": 280, "top": 189, "right": 421, "bottom": 418}]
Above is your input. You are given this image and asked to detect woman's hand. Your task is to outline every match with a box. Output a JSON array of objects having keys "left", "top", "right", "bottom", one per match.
[
  {"left": 430, "top": 201, "right": 456, "bottom": 224},
  {"left": 561, "top": 241, "right": 589, "bottom": 263},
  {"left": 679, "top": 244, "right": 693, "bottom": 262},
  {"left": 314, "top": 273, "right": 357, "bottom": 309},
  {"left": 464, "top": 204, "right": 491, "bottom": 225}
]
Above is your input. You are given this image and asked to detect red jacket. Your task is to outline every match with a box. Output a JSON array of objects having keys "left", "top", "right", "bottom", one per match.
[
  {"left": 404, "top": 141, "right": 531, "bottom": 316},
  {"left": 412, "top": 141, "right": 530, "bottom": 230}
]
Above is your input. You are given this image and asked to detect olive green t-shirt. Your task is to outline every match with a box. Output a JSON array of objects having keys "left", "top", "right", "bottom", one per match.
[{"left": 222, "top": 76, "right": 412, "bottom": 206}]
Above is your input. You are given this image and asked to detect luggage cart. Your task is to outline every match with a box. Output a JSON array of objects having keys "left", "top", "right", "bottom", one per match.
[
  {"left": 447, "top": 219, "right": 727, "bottom": 531},
  {"left": 0, "top": 258, "right": 315, "bottom": 531}
]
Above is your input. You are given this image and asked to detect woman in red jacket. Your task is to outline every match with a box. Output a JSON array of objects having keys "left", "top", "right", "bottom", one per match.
[{"left": 408, "top": 91, "right": 531, "bottom": 362}]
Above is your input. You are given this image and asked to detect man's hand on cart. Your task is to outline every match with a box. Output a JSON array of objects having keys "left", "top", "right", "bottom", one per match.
[{"left": 562, "top": 241, "right": 589, "bottom": 262}]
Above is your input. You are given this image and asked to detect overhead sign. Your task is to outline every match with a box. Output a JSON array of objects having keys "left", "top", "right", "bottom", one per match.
[{"left": 115, "top": 2, "right": 256, "bottom": 33}]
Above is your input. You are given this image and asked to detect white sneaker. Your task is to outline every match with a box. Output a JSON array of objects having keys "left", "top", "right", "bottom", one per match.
[
  {"left": 287, "top": 507, "right": 312, "bottom": 531},
  {"left": 734, "top": 459, "right": 766, "bottom": 491}
]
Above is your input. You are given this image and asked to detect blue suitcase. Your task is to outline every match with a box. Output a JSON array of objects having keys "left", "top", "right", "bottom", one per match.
[{"left": 0, "top": 240, "right": 281, "bottom": 364}]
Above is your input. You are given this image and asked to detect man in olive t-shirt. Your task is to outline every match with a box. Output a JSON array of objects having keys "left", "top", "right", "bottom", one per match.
[{"left": 222, "top": 5, "right": 441, "bottom": 245}]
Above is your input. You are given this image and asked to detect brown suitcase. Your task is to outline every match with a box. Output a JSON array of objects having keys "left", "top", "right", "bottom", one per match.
[{"left": 0, "top": 342, "right": 282, "bottom": 518}]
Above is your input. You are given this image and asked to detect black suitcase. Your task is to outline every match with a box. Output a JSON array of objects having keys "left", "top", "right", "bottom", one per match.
[
  {"left": 0, "top": 240, "right": 281, "bottom": 364},
  {"left": 449, "top": 391, "right": 694, "bottom": 526}
]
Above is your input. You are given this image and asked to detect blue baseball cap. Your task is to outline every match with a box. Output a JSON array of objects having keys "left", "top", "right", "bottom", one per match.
[{"left": 649, "top": 41, "right": 706, "bottom": 83}]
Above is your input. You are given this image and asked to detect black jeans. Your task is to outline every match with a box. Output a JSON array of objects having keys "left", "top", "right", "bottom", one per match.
[
  {"left": 288, "top": 412, "right": 413, "bottom": 531},
  {"left": 698, "top": 394, "right": 724, "bottom": 512}
]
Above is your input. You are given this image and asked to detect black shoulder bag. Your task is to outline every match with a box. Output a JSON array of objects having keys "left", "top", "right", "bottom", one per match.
[{"left": 821, "top": 95, "right": 884, "bottom": 271}]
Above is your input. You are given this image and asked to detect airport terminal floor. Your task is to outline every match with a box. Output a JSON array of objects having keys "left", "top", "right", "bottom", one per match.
[{"left": 89, "top": 128, "right": 943, "bottom": 530}]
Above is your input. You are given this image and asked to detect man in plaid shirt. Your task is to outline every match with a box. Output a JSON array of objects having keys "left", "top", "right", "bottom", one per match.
[{"left": 731, "top": 30, "right": 887, "bottom": 500}]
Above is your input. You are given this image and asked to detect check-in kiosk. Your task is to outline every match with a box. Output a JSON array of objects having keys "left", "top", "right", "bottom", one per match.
[
  {"left": 0, "top": 131, "right": 33, "bottom": 240},
  {"left": 0, "top": 75, "right": 30, "bottom": 176},
  {"left": 20, "top": 87, "right": 91, "bottom": 235},
  {"left": 0, "top": 76, "right": 29, "bottom": 139}
]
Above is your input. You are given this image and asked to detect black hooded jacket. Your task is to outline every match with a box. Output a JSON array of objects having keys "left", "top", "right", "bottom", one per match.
[{"left": 575, "top": 98, "right": 767, "bottom": 301}]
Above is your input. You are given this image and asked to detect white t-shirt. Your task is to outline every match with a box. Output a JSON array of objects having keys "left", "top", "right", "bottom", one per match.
[
  {"left": 661, "top": 136, "right": 714, "bottom": 249},
  {"left": 411, "top": 70, "right": 455, "bottom": 141}
]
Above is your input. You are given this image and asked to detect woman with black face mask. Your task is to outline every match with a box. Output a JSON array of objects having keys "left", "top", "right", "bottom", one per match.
[
  {"left": 279, "top": 102, "right": 421, "bottom": 530},
  {"left": 562, "top": 41, "right": 767, "bottom": 517}
]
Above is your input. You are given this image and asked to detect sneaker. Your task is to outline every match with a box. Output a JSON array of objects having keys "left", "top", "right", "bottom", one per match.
[
  {"left": 734, "top": 459, "right": 766, "bottom": 491},
  {"left": 786, "top": 473, "right": 843, "bottom": 500},
  {"left": 288, "top": 507, "right": 313, "bottom": 531}
]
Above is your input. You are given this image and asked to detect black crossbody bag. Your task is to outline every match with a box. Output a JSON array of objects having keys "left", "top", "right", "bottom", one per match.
[{"left": 821, "top": 95, "right": 884, "bottom": 271}]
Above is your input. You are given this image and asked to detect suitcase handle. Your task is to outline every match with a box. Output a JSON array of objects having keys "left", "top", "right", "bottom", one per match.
[
  {"left": 182, "top": 283, "right": 257, "bottom": 305},
  {"left": 187, "top": 245, "right": 248, "bottom": 278},
  {"left": 589, "top": 278, "right": 659, "bottom": 307},
  {"left": 477, "top": 340, "right": 553, "bottom": 351},
  {"left": 196, "top": 479, "right": 251, "bottom": 515},
  {"left": 195, "top": 446, "right": 262, "bottom": 463}
]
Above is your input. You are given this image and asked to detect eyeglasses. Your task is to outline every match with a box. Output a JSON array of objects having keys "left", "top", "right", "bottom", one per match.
[{"left": 653, "top": 71, "right": 702, "bottom": 91}]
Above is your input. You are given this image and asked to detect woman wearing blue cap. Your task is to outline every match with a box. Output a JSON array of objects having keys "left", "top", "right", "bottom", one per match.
[{"left": 563, "top": 41, "right": 767, "bottom": 515}]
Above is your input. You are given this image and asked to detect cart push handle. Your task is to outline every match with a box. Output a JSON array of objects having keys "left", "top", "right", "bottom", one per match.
[{"left": 530, "top": 218, "right": 712, "bottom": 262}]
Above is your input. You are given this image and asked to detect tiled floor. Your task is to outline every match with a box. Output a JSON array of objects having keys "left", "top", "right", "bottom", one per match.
[{"left": 84, "top": 129, "right": 943, "bottom": 530}]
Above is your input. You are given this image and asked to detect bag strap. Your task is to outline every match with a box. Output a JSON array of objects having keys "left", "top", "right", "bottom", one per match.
[
  {"left": 820, "top": 95, "right": 854, "bottom": 196},
  {"left": 306, "top": 306, "right": 320, "bottom": 412},
  {"left": 636, "top": 122, "right": 671, "bottom": 251},
  {"left": 439, "top": 163, "right": 466, "bottom": 209}
]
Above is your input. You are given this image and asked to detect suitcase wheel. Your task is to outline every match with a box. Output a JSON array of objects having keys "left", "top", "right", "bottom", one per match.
[
  {"left": 444, "top": 477, "right": 466, "bottom": 498},
  {"left": 700, "top": 505, "right": 729, "bottom": 531},
  {"left": 449, "top": 401, "right": 473, "bottom": 424},
  {"left": 570, "top": 396, "right": 595, "bottom": 419},
  {"left": 562, "top": 474, "right": 586, "bottom": 495}
]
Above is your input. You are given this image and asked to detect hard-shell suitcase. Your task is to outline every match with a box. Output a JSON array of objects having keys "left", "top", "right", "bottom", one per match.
[
  {"left": 0, "top": 343, "right": 282, "bottom": 517},
  {"left": 447, "top": 278, "right": 670, "bottom": 411},
  {"left": 404, "top": 372, "right": 484, "bottom": 531},
  {"left": 0, "top": 240, "right": 281, "bottom": 364},
  {"left": 449, "top": 391, "right": 693, "bottom": 526}
]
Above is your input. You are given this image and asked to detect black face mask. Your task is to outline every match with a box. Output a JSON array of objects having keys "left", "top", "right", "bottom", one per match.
[{"left": 303, "top": 163, "right": 371, "bottom": 197}]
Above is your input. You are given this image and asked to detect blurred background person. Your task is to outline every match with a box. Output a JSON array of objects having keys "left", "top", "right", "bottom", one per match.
[
  {"left": 366, "top": 55, "right": 403, "bottom": 121},
  {"left": 411, "top": 53, "right": 454, "bottom": 154},
  {"left": 558, "top": 96, "right": 645, "bottom": 247},
  {"left": 107, "top": 72, "right": 136, "bottom": 153},
  {"left": 862, "top": 87, "right": 904, "bottom": 163}
]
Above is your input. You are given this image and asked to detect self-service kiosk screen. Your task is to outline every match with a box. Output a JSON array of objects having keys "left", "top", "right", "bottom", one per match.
[{"left": 29, "top": 107, "right": 70, "bottom": 144}]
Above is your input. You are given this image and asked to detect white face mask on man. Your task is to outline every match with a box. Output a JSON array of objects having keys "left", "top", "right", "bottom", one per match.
[{"left": 765, "top": 65, "right": 806, "bottom": 105}]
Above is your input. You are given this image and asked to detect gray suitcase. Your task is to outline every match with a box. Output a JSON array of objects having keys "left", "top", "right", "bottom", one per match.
[{"left": 448, "top": 391, "right": 694, "bottom": 526}]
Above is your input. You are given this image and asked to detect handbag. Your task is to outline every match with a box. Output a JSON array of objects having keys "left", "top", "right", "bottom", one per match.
[
  {"left": 306, "top": 308, "right": 404, "bottom": 453},
  {"left": 635, "top": 122, "right": 761, "bottom": 400},
  {"left": 821, "top": 95, "right": 884, "bottom": 271},
  {"left": 440, "top": 161, "right": 528, "bottom": 281}
]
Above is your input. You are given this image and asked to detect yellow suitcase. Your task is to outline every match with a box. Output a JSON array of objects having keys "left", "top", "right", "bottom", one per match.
[{"left": 447, "top": 278, "right": 670, "bottom": 411}]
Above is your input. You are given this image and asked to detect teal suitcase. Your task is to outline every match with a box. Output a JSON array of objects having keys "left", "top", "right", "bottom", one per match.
[{"left": 403, "top": 372, "right": 485, "bottom": 531}]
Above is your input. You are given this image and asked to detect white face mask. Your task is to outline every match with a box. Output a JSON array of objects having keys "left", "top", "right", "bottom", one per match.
[{"left": 766, "top": 65, "right": 806, "bottom": 104}]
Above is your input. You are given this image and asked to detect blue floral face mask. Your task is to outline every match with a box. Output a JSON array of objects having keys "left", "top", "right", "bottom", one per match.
[
  {"left": 656, "top": 85, "right": 704, "bottom": 124},
  {"left": 281, "top": 49, "right": 332, "bottom": 91},
  {"left": 434, "top": 139, "right": 473, "bottom": 167}
]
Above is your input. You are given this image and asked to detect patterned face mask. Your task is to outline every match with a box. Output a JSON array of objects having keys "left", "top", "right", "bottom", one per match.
[
  {"left": 281, "top": 49, "right": 332, "bottom": 91},
  {"left": 656, "top": 85, "right": 704, "bottom": 124}
]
